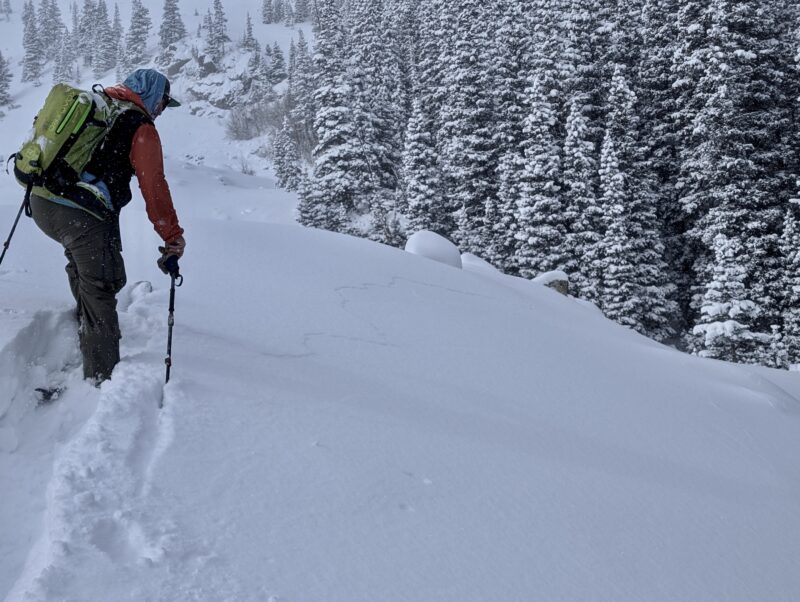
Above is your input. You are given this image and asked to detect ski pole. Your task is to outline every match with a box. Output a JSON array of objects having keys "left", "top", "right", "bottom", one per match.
[
  {"left": 163, "top": 255, "right": 183, "bottom": 390},
  {"left": 0, "top": 184, "right": 33, "bottom": 268}
]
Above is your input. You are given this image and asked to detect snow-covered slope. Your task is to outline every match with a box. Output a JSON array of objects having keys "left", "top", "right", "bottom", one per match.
[
  {"left": 3, "top": 4, "right": 800, "bottom": 601},
  {"left": 3, "top": 159, "right": 800, "bottom": 600},
  {"left": 4, "top": 148, "right": 800, "bottom": 601}
]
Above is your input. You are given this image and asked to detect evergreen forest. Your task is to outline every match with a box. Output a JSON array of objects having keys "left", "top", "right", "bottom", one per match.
[{"left": 4, "top": 0, "right": 800, "bottom": 369}]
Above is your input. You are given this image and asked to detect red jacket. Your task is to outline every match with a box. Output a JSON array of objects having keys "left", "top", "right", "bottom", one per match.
[{"left": 104, "top": 85, "right": 184, "bottom": 243}]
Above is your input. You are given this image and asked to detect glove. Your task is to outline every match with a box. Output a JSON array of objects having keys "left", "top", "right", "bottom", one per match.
[
  {"left": 158, "top": 235, "right": 185, "bottom": 276},
  {"left": 160, "top": 235, "right": 185, "bottom": 259}
]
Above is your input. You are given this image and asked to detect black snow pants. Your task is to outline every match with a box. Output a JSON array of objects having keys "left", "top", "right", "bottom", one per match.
[{"left": 29, "top": 194, "right": 126, "bottom": 382}]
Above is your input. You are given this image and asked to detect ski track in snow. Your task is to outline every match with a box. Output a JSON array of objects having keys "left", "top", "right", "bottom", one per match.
[{"left": 2, "top": 282, "right": 240, "bottom": 602}]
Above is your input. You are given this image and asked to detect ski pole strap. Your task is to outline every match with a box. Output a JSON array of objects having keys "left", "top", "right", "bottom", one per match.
[{"left": 23, "top": 181, "right": 33, "bottom": 218}]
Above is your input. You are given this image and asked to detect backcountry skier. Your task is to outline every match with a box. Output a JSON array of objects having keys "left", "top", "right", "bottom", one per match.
[{"left": 28, "top": 69, "right": 185, "bottom": 384}]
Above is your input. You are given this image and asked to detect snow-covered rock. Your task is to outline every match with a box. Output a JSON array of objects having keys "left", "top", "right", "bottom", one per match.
[
  {"left": 405, "top": 230, "right": 462, "bottom": 268},
  {"left": 533, "top": 269, "right": 570, "bottom": 295}
]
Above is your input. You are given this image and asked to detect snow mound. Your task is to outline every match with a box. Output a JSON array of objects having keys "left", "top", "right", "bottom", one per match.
[
  {"left": 405, "top": 230, "right": 462, "bottom": 268},
  {"left": 461, "top": 252, "right": 499, "bottom": 276}
]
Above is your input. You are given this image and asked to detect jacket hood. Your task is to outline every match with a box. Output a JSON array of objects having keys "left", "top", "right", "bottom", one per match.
[{"left": 120, "top": 69, "right": 170, "bottom": 116}]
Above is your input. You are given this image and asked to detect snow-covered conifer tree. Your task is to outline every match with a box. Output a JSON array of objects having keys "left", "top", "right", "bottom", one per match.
[
  {"left": 381, "top": 0, "right": 415, "bottom": 127},
  {"left": 126, "top": 0, "right": 152, "bottom": 68},
  {"left": 362, "top": 0, "right": 415, "bottom": 244},
  {"left": 2, "top": 0, "right": 12, "bottom": 20},
  {"left": 261, "top": 0, "right": 273, "bottom": 24},
  {"left": 69, "top": 1, "right": 79, "bottom": 48},
  {"left": 693, "top": 233, "right": 767, "bottom": 364},
  {"left": 595, "top": 131, "right": 639, "bottom": 328},
  {"left": 207, "top": 0, "right": 228, "bottom": 63},
  {"left": 346, "top": 0, "right": 403, "bottom": 218},
  {"left": 399, "top": 0, "right": 453, "bottom": 237},
  {"left": 53, "top": 28, "right": 76, "bottom": 83},
  {"left": 490, "top": 0, "right": 532, "bottom": 156},
  {"left": 241, "top": 12, "right": 258, "bottom": 51},
  {"left": 490, "top": 151, "right": 524, "bottom": 274},
  {"left": 438, "top": 0, "right": 497, "bottom": 255},
  {"left": 768, "top": 325, "right": 790, "bottom": 370},
  {"left": 561, "top": 0, "right": 605, "bottom": 149},
  {"left": 287, "top": 29, "right": 316, "bottom": 160},
  {"left": 412, "top": 0, "right": 446, "bottom": 114},
  {"left": 273, "top": 116, "right": 302, "bottom": 191},
  {"left": 201, "top": 7, "right": 211, "bottom": 33},
  {"left": 402, "top": 97, "right": 444, "bottom": 236},
  {"left": 38, "top": 0, "right": 65, "bottom": 57},
  {"left": 159, "top": 0, "right": 187, "bottom": 50},
  {"left": 273, "top": 0, "right": 285, "bottom": 24},
  {"left": 112, "top": 4, "right": 123, "bottom": 45},
  {"left": 301, "top": 0, "right": 361, "bottom": 231},
  {"left": 670, "top": 1, "right": 724, "bottom": 340},
  {"left": 561, "top": 97, "right": 600, "bottom": 300},
  {"left": 294, "top": 0, "right": 309, "bottom": 22},
  {"left": 0, "top": 50, "right": 12, "bottom": 105},
  {"left": 244, "top": 45, "right": 271, "bottom": 103},
  {"left": 21, "top": 0, "right": 43, "bottom": 84},
  {"left": 635, "top": 0, "right": 687, "bottom": 341},
  {"left": 77, "top": 0, "right": 95, "bottom": 66},
  {"left": 287, "top": 38, "right": 296, "bottom": 76},
  {"left": 680, "top": 0, "right": 792, "bottom": 361},
  {"left": 596, "top": 65, "right": 676, "bottom": 341},
  {"left": 513, "top": 75, "right": 565, "bottom": 279},
  {"left": 92, "top": 0, "right": 117, "bottom": 77},
  {"left": 284, "top": 2, "right": 294, "bottom": 27},
  {"left": 110, "top": 3, "right": 126, "bottom": 73},
  {"left": 268, "top": 42, "right": 287, "bottom": 83},
  {"left": 780, "top": 205, "right": 800, "bottom": 366},
  {"left": 116, "top": 39, "right": 128, "bottom": 81}
]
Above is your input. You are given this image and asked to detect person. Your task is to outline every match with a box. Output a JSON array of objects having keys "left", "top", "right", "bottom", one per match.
[{"left": 29, "top": 68, "right": 186, "bottom": 384}]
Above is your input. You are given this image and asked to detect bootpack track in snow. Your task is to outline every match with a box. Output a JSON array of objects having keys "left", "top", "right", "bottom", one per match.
[{"left": 0, "top": 281, "right": 210, "bottom": 601}]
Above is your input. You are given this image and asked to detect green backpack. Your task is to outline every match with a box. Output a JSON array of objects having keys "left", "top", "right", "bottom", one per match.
[{"left": 10, "top": 83, "right": 138, "bottom": 216}]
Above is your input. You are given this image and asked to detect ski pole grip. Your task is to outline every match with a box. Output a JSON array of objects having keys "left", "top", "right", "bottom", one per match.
[
  {"left": 164, "top": 254, "right": 179, "bottom": 273},
  {"left": 164, "top": 255, "right": 182, "bottom": 283}
]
